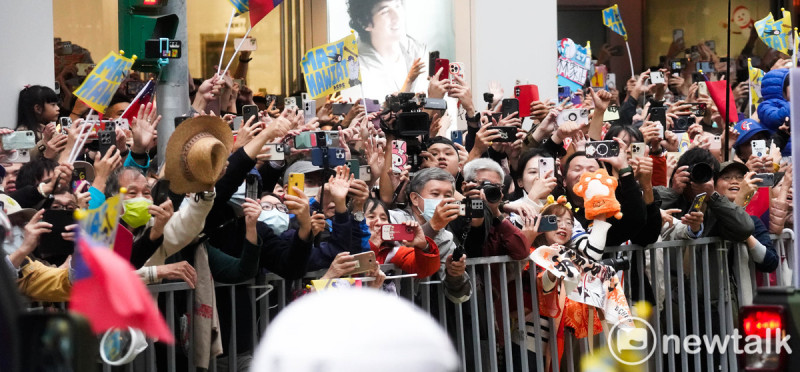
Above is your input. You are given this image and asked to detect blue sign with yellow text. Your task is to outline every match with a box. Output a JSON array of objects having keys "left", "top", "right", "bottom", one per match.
[
  {"left": 301, "top": 34, "right": 361, "bottom": 99},
  {"left": 73, "top": 52, "right": 134, "bottom": 113}
]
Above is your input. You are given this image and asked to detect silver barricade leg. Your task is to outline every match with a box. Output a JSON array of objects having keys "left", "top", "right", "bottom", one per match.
[
  {"left": 455, "top": 296, "right": 467, "bottom": 371},
  {"left": 549, "top": 318, "right": 559, "bottom": 372},
  {"left": 722, "top": 245, "right": 738, "bottom": 371},
  {"left": 716, "top": 245, "right": 729, "bottom": 372},
  {"left": 422, "top": 280, "right": 431, "bottom": 313},
  {"left": 514, "top": 262, "right": 528, "bottom": 371},
  {"left": 438, "top": 282, "right": 448, "bottom": 331},
  {"left": 650, "top": 248, "right": 663, "bottom": 372},
  {"left": 676, "top": 243, "right": 689, "bottom": 372},
  {"left": 564, "top": 329, "right": 574, "bottom": 372},
  {"left": 229, "top": 286, "right": 237, "bottom": 372},
  {"left": 701, "top": 246, "right": 714, "bottom": 372},
  {"left": 167, "top": 290, "right": 176, "bottom": 372},
  {"left": 689, "top": 244, "right": 702, "bottom": 372},
  {"left": 499, "top": 263, "right": 512, "bottom": 372},
  {"left": 188, "top": 289, "right": 195, "bottom": 371},
  {"left": 468, "top": 265, "right": 483, "bottom": 372},
  {"left": 528, "top": 266, "right": 545, "bottom": 372},
  {"left": 637, "top": 249, "right": 645, "bottom": 305},
  {"left": 148, "top": 339, "right": 157, "bottom": 371},
  {"left": 775, "top": 237, "right": 784, "bottom": 286},
  {"left": 483, "top": 264, "right": 498, "bottom": 372},
  {"left": 663, "top": 245, "right": 675, "bottom": 372}
]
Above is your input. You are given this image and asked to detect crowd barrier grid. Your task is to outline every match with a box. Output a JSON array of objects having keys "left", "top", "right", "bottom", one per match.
[{"left": 29, "top": 233, "right": 796, "bottom": 372}]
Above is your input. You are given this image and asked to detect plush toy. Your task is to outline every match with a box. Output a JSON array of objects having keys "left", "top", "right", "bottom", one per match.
[{"left": 572, "top": 169, "right": 622, "bottom": 220}]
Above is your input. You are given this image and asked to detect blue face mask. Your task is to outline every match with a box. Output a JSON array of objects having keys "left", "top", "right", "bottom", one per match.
[
  {"left": 258, "top": 209, "right": 290, "bottom": 235},
  {"left": 415, "top": 193, "right": 441, "bottom": 222}
]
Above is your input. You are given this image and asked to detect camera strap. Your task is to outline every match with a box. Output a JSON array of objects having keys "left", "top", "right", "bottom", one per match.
[{"left": 458, "top": 216, "right": 471, "bottom": 250}]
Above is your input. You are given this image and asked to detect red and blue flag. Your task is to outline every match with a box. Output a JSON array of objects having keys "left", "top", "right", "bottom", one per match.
[
  {"left": 228, "top": 0, "right": 284, "bottom": 28},
  {"left": 70, "top": 229, "right": 174, "bottom": 343}
]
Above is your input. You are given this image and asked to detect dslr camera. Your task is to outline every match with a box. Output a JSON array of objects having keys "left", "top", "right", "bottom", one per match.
[{"left": 477, "top": 181, "right": 503, "bottom": 204}]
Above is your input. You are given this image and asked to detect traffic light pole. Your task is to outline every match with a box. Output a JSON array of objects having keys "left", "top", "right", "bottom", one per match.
[{"left": 154, "top": 0, "right": 188, "bottom": 166}]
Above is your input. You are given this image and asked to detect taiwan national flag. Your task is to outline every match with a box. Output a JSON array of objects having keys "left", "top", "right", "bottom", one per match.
[
  {"left": 69, "top": 229, "right": 174, "bottom": 343},
  {"left": 229, "top": 0, "right": 284, "bottom": 28},
  {"left": 120, "top": 79, "right": 156, "bottom": 126}
]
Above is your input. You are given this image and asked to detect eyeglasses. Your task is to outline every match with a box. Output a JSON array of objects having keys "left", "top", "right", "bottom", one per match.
[
  {"left": 556, "top": 218, "right": 574, "bottom": 228},
  {"left": 50, "top": 204, "right": 76, "bottom": 211},
  {"left": 720, "top": 174, "right": 745, "bottom": 182},
  {"left": 261, "top": 202, "right": 289, "bottom": 213}
]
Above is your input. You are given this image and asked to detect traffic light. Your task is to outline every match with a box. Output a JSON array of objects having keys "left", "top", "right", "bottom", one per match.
[{"left": 118, "top": 0, "right": 179, "bottom": 72}]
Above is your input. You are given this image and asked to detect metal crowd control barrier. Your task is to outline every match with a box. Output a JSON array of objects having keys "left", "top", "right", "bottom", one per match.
[{"left": 32, "top": 234, "right": 794, "bottom": 371}]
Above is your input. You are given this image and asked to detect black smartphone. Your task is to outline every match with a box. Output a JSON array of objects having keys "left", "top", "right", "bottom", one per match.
[
  {"left": 36, "top": 210, "right": 76, "bottom": 266},
  {"left": 754, "top": 173, "right": 776, "bottom": 188},
  {"left": 647, "top": 106, "right": 667, "bottom": 126},
  {"left": 488, "top": 126, "right": 518, "bottom": 142},
  {"left": 585, "top": 140, "right": 620, "bottom": 159},
  {"left": 98, "top": 130, "right": 115, "bottom": 157},
  {"left": 243, "top": 104, "right": 259, "bottom": 125},
  {"left": 501, "top": 98, "right": 520, "bottom": 118},
  {"left": 429, "top": 51, "right": 440, "bottom": 77},
  {"left": 452, "top": 246, "right": 465, "bottom": 261},
  {"left": 151, "top": 179, "right": 171, "bottom": 205},
  {"left": 174, "top": 116, "right": 190, "bottom": 127},
  {"left": 537, "top": 215, "right": 558, "bottom": 232},
  {"left": 245, "top": 174, "right": 259, "bottom": 200},
  {"left": 465, "top": 198, "right": 484, "bottom": 218}
]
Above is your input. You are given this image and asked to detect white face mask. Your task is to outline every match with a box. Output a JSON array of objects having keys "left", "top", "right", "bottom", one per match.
[
  {"left": 258, "top": 209, "right": 291, "bottom": 235},
  {"left": 304, "top": 186, "right": 321, "bottom": 199},
  {"left": 4, "top": 225, "right": 24, "bottom": 255}
]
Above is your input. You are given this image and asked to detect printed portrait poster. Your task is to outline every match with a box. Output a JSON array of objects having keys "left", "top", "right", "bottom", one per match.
[{"left": 326, "top": 0, "right": 456, "bottom": 102}]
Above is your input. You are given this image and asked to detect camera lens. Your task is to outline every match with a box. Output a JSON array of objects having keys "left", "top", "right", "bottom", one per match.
[
  {"left": 596, "top": 143, "right": 608, "bottom": 156},
  {"left": 480, "top": 181, "right": 503, "bottom": 203},
  {"left": 689, "top": 162, "right": 713, "bottom": 184},
  {"left": 600, "top": 257, "right": 630, "bottom": 271},
  {"left": 568, "top": 113, "right": 577, "bottom": 121}
]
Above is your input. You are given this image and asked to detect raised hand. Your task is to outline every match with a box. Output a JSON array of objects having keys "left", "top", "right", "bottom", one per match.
[
  {"left": 131, "top": 102, "right": 161, "bottom": 153},
  {"left": 242, "top": 197, "right": 261, "bottom": 244},
  {"left": 328, "top": 166, "right": 354, "bottom": 213},
  {"left": 149, "top": 199, "right": 174, "bottom": 240}
]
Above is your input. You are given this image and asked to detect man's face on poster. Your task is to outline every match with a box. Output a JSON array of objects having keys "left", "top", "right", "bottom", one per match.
[{"left": 366, "top": 0, "right": 406, "bottom": 42}]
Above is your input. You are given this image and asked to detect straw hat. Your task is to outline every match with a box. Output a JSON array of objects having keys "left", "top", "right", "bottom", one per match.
[
  {"left": 164, "top": 116, "right": 233, "bottom": 194},
  {"left": 0, "top": 194, "right": 36, "bottom": 226}
]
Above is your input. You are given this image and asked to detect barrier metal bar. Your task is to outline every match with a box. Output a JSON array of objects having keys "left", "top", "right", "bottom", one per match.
[
  {"left": 498, "top": 263, "right": 512, "bottom": 372},
  {"left": 482, "top": 264, "right": 498, "bottom": 371},
  {"left": 717, "top": 246, "right": 729, "bottom": 372},
  {"left": 723, "top": 245, "right": 738, "bottom": 371},
  {"left": 649, "top": 248, "right": 663, "bottom": 372},
  {"left": 663, "top": 243, "right": 675, "bottom": 372},
  {"left": 513, "top": 262, "right": 528, "bottom": 371},
  {"left": 701, "top": 246, "right": 714, "bottom": 372},
  {"left": 228, "top": 286, "right": 237, "bottom": 372},
  {"left": 468, "top": 264, "right": 482, "bottom": 372},
  {"left": 527, "top": 264, "right": 545, "bottom": 372},
  {"left": 688, "top": 243, "right": 701, "bottom": 372},
  {"left": 167, "top": 291, "right": 176, "bottom": 371},
  {"left": 455, "top": 301, "right": 466, "bottom": 371},
  {"left": 676, "top": 243, "right": 688, "bottom": 372}
]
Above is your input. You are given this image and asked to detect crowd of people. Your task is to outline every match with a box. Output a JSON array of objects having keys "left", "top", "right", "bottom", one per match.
[{"left": 4, "top": 2, "right": 797, "bottom": 370}]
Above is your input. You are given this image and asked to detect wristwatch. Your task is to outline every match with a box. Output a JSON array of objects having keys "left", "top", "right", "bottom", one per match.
[
  {"left": 196, "top": 191, "right": 216, "bottom": 202},
  {"left": 617, "top": 166, "right": 633, "bottom": 176},
  {"left": 353, "top": 211, "right": 365, "bottom": 222}
]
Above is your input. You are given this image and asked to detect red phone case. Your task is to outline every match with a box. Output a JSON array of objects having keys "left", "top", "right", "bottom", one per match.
[
  {"left": 514, "top": 84, "right": 540, "bottom": 118},
  {"left": 434, "top": 58, "right": 450, "bottom": 81},
  {"left": 381, "top": 224, "right": 415, "bottom": 241}
]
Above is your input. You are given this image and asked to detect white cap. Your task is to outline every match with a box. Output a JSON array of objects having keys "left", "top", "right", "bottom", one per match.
[{"left": 251, "top": 289, "right": 459, "bottom": 372}]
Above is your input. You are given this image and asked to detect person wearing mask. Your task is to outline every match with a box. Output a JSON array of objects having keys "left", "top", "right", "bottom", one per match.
[{"left": 389, "top": 167, "right": 471, "bottom": 303}]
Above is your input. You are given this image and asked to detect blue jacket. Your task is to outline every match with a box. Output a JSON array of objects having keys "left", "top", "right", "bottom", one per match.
[
  {"left": 756, "top": 68, "right": 792, "bottom": 155},
  {"left": 282, "top": 211, "right": 367, "bottom": 272},
  {"left": 751, "top": 215, "right": 779, "bottom": 273}
]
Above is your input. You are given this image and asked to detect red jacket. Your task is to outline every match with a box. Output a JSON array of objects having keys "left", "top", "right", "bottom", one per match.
[{"left": 371, "top": 237, "right": 440, "bottom": 279}]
